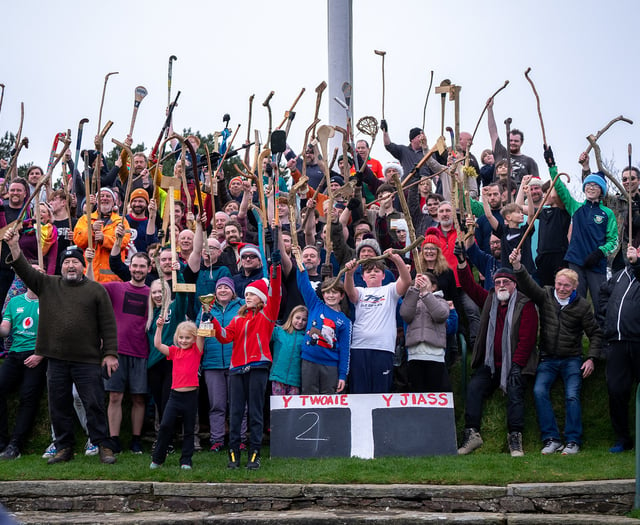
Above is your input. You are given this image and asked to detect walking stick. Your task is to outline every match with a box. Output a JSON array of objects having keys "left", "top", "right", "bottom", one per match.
[
  {"left": 245, "top": 94, "right": 255, "bottom": 166},
  {"left": 504, "top": 117, "right": 513, "bottom": 203},
  {"left": 311, "top": 81, "right": 327, "bottom": 140},
  {"left": 317, "top": 125, "right": 336, "bottom": 271},
  {"left": 263, "top": 91, "right": 274, "bottom": 151},
  {"left": 422, "top": 70, "right": 434, "bottom": 132},
  {"left": 470, "top": 80, "right": 509, "bottom": 144},
  {"left": 629, "top": 143, "right": 634, "bottom": 246},
  {"left": 129, "top": 86, "right": 148, "bottom": 137},
  {"left": 97, "top": 72, "right": 118, "bottom": 138},
  {"left": 374, "top": 50, "right": 386, "bottom": 121},
  {"left": 277, "top": 88, "right": 305, "bottom": 130},
  {"left": 524, "top": 67, "right": 547, "bottom": 147}
]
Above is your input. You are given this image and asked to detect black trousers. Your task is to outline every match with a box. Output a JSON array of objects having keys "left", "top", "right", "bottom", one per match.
[
  {"left": 229, "top": 367, "right": 268, "bottom": 452},
  {"left": 0, "top": 351, "right": 46, "bottom": 448},
  {"left": 606, "top": 341, "right": 640, "bottom": 444},
  {"left": 47, "top": 358, "right": 111, "bottom": 450},
  {"left": 464, "top": 364, "right": 526, "bottom": 433},
  {"left": 152, "top": 389, "right": 198, "bottom": 467}
]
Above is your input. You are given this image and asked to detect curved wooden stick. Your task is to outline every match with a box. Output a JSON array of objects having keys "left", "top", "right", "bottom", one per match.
[
  {"left": 584, "top": 115, "right": 634, "bottom": 156},
  {"left": 470, "top": 80, "right": 509, "bottom": 144},
  {"left": 524, "top": 68, "right": 546, "bottom": 147},
  {"left": 97, "top": 72, "right": 118, "bottom": 136},
  {"left": 422, "top": 70, "right": 434, "bottom": 132},
  {"left": 587, "top": 135, "right": 626, "bottom": 196},
  {"left": 328, "top": 236, "right": 424, "bottom": 289},
  {"left": 277, "top": 88, "right": 305, "bottom": 130}
]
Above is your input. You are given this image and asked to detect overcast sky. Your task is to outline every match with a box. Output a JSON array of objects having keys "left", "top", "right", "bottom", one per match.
[{"left": 2, "top": 0, "right": 638, "bottom": 196}]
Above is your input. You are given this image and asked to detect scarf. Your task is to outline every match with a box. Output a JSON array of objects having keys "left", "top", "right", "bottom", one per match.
[{"left": 485, "top": 290, "right": 517, "bottom": 392}]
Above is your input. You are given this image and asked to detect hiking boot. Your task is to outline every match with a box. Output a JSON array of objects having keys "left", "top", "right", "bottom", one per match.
[
  {"left": 209, "top": 442, "right": 224, "bottom": 452},
  {"left": 99, "top": 446, "right": 117, "bottom": 464},
  {"left": 227, "top": 449, "right": 240, "bottom": 469},
  {"left": 246, "top": 449, "right": 261, "bottom": 470},
  {"left": 47, "top": 447, "right": 74, "bottom": 465},
  {"left": 0, "top": 443, "right": 20, "bottom": 460},
  {"left": 42, "top": 443, "right": 57, "bottom": 459},
  {"left": 457, "top": 428, "right": 483, "bottom": 455},
  {"left": 610, "top": 440, "right": 633, "bottom": 453},
  {"left": 541, "top": 438, "right": 563, "bottom": 455},
  {"left": 561, "top": 442, "right": 580, "bottom": 455},
  {"left": 508, "top": 431, "right": 524, "bottom": 457}
]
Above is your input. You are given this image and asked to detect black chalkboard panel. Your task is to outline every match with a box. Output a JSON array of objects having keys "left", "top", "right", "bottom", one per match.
[
  {"left": 270, "top": 408, "right": 351, "bottom": 458},
  {"left": 372, "top": 407, "right": 458, "bottom": 457}
]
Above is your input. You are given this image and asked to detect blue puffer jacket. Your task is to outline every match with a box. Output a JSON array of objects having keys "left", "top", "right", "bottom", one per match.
[
  {"left": 269, "top": 327, "right": 304, "bottom": 387},
  {"left": 198, "top": 297, "right": 244, "bottom": 370}
]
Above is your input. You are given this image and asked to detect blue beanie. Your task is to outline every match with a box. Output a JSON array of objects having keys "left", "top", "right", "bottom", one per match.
[{"left": 583, "top": 172, "right": 607, "bottom": 197}]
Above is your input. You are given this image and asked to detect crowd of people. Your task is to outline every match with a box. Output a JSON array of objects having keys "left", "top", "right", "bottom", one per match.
[{"left": 0, "top": 97, "right": 638, "bottom": 470}]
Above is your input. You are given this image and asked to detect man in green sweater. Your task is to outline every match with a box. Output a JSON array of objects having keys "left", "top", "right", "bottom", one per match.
[{"left": 4, "top": 229, "right": 119, "bottom": 464}]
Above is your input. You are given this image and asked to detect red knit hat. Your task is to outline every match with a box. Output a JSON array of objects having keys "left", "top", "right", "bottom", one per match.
[
  {"left": 245, "top": 278, "right": 269, "bottom": 303},
  {"left": 421, "top": 227, "right": 442, "bottom": 250}
]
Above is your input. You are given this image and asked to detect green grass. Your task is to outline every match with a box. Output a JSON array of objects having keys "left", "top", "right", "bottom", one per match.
[
  {"left": 0, "top": 350, "right": 636, "bottom": 485},
  {"left": 0, "top": 447, "right": 634, "bottom": 484}
]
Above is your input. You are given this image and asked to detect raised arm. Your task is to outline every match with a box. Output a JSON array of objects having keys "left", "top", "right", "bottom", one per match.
[
  {"left": 343, "top": 258, "right": 359, "bottom": 304},
  {"left": 486, "top": 98, "right": 498, "bottom": 150}
]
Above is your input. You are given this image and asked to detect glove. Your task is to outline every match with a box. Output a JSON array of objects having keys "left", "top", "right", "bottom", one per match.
[
  {"left": 347, "top": 197, "right": 361, "bottom": 211},
  {"left": 271, "top": 249, "right": 281, "bottom": 265},
  {"left": 453, "top": 241, "right": 467, "bottom": 264},
  {"left": 321, "top": 263, "right": 333, "bottom": 279},
  {"left": 380, "top": 119, "right": 388, "bottom": 133},
  {"left": 355, "top": 169, "right": 364, "bottom": 187},
  {"left": 543, "top": 145, "right": 556, "bottom": 168},
  {"left": 584, "top": 249, "right": 604, "bottom": 268}
]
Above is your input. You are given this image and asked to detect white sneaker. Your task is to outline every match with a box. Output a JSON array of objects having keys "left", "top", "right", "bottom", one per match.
[
  {"left": 561, "top": 442, "right": 580, "bottom": 455},
  {"left": 541, "top": 438, "right": 563, "bottom": 455},
  {"left": 42, "top": 443, "right": 56, "bottom": 459},
  {"left": 84, "top": 439, "right": 99, "bottom": 456}
]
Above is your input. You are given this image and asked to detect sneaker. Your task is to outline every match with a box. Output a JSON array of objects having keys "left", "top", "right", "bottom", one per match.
[
  {"left": 42, "top": 443, "right": 57, "bottom": 459},
  {"left": 194, "top": 436, "right": 202, "bottom": 452},
  {"left": 458, "top": 428, "right": 483, "bottom": 455},
  {"left": 149, "top": 461, "right": 162, "bottom": 469},
  {"left": 561, "top": 442, "right": 580, "bottom": 455},
  {"left": 610, "top": 440, "right": 633, "bottom": 453},
  {"left": 0, "top": 444, "right": 20, "bottom": 460},
  {"left": 84, "top": 439, "right": 99, "bottom": 456},
  {"left": 541, "top": 438, "right": 563, "bottom": 455},
  {"left": 181, "top": 464, "right": 192, "bottom": 470},
  {"left": 246, "top": 449, "right": 261, "bottom": 470},
  {"left": 47, "top": 447, "right": 74, "bottom": 465},
  {"left": 130, "top": 440, "right": 143, "bottom": 454},
  {"left": 99, "top": 446, "right": 117, "bottom": 465},
  {"left": 167, "top": 444, "right": 175, "bottom": 455},
  {"left": 508, "top": 431, "right": 524, "bottom": 457},
  {"left": 227, "top": 449, "right": 240, "bottom": 469},
  {"left": 209, "top": 442, "right": 224, "bottom": 452}
]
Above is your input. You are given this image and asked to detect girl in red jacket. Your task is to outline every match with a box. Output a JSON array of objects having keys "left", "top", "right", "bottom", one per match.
[{"left": 211, "top": 255, "right": 281, "bottom": 470}]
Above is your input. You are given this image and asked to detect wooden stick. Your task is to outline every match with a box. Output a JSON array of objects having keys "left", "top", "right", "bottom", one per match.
[
  {"left": 329, "top": 236, "right": 424, "bottom": 288},
  {"left": 97, "top": 72, "right": 118, "bottom": 137},
  {"left": 374, "top": 50, "right": 386, "bottom": 120},
  {"left": 587, "top": 135, "right": 626, "bottom": 196},
  {"left": 390, "top": 172, "right": 422, "bottom": 273},
  {"left": 277, "top": 88, "right": 305, "bottom": 130},
  {"left": 470, "top": 80, "right": 509, "bottom": 144},
  {"left": 629, "top": 143, "right": 633, "bottom": 247},
  {"left": 422, "top": 70, "right": 434, "bottom": 132},
  {"left": 584, "top": 115, "right": 634, "bottom": 156},
  {"left": 524, "top": 68, "right": 547, "bottom": 147},
  {"left": 515, "top": 170, "right": 567, "bottom": 251}
]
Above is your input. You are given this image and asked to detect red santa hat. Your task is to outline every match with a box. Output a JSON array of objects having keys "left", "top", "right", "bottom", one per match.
[
  {"left": 245, "top": 278, "right": 269, "bottom": 303},
  {"left": 238, "top": 243, "right": 262, "bottom": 260}
]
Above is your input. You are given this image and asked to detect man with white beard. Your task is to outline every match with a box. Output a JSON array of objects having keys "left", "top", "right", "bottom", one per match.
[{"left": 455, "top": 259, "right": 538, "bottom": 457}]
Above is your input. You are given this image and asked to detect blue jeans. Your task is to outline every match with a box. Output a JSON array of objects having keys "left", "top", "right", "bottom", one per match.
[{"left": 533, "top": 357, "right": 583, "bottom": 444}]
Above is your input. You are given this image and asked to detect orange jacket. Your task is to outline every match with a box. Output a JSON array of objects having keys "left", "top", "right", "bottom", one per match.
[{"left": 73, "top": 211, "right": 131, "bottom": 283}]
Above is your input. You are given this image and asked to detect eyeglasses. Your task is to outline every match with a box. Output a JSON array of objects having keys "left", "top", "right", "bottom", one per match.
[
  {"left": 584, "top": 183, "right": 600, "bottom": 190},
  {"left": 241, "top": 254, "right": 259, "bottom": 260},
  {"left": 494, "top": 278, "right": 514, "bottom": 287},
  {"left": 622, "top": 177, "right": 637, "bottom": 182},
  {"left": 423, "top": 247, "right": 438, "bottom": 253}
]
